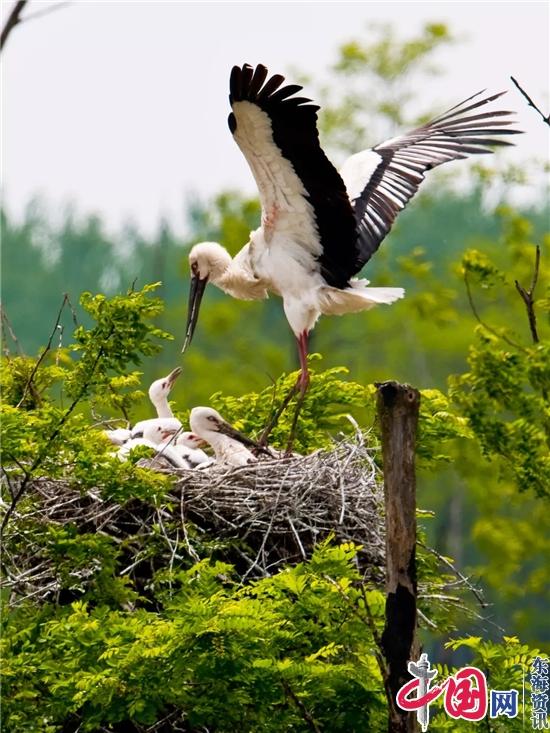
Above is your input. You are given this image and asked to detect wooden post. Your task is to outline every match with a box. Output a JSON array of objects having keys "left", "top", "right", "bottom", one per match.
[{"left": 376, "top": 381, "right": 420, "bottom": 733}]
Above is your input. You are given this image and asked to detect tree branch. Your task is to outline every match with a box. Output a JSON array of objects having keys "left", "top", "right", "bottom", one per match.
[
  {"left": 464, "top": 272, "right": 526, "bottom": 351},
  {"left": 281, "top": 679, "right": 322, "bottom": 733},
  {"left": 511, "top": 76, "right": 550, "bottom": 127},
  {"left": 0, "top": 1, "right": 28, "bottom": 52},
  {"left": 1, "top": 329, "right": 113, "bottom": 534},
  {"left": 15, "top": 1, "right": 71, "bottom": 24},
  {"left": 1, "top": 304, "right": 23, "bottom": 356},
  {"left": 514, "top": 245, "right": 541, "bottom": 344},
  {"left": 16, "top": 293, "right": 70, "bottom": 409},
  {"left": 324, "top": 572, "right": 392, "bottom": 711}
]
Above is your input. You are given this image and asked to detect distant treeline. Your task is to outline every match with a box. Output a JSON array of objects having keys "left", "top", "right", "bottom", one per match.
[{"left": 1, "top": 186, "right": 548, "bottom": 406}]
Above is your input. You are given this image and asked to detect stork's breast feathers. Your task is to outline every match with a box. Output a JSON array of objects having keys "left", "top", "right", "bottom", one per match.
[{"left": 216, "top": 244, "right": 269, "bottom": 301}]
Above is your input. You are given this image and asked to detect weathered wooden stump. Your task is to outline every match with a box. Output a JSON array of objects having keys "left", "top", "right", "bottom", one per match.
[{"left": 376, "top": 380, "right": 421, "bottom": 733}]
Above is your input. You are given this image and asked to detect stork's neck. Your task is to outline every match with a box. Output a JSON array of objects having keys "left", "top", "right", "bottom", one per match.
[
  {"left": 201, "top": 244, "right": 233, "bottom": 285},
  {"left": 212, "top": 243, "right": 270, "bottom": 302},
  {"left": 151, "top": 396, "right": 173, "bottom": 419}
]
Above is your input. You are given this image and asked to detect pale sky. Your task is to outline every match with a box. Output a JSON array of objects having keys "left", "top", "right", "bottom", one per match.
[{"left": 1, "top": 0, "right": 549, "bottom": 236}]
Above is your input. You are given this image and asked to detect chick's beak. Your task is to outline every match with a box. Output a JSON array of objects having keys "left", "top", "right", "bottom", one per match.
[
  {"left": 161, "top": 429, "right": 178, "bottom": 442},
  {"left": 216, "top": 420, "right": 262, "bottom": 451},
  {"left": 182, "top": 268, "right": 208, "bottom": 353},
  {"left": 166, "top": 366, "right": 183, "bottom": 388},
  {"left": 188, "top": 433, "right": 208, "bottom": 448}
]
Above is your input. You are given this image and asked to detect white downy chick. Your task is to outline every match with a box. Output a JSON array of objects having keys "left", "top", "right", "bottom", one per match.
[
  {"left": 131, "top": 367, "right": 183, "bottom": 438},
  {"left": 189, "top": 407, "right": 258, "bottom": 467}
]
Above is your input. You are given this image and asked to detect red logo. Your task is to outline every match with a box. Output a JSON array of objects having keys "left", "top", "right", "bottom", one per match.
[{"left": 396, "top": 654, "right": 488, "bottom": 730}]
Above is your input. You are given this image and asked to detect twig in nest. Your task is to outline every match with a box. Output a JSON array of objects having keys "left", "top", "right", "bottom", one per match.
[{"left": 2, "top": 441, "right": 386, "bottom": 604}]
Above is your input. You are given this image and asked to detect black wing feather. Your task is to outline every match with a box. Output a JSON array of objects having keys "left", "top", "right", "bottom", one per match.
[
  {"left": 229, "top": 64, "right": 359, "bottom": 288},
  {"left": 349, "top": 90, "right": 522, "bottom": 270}
]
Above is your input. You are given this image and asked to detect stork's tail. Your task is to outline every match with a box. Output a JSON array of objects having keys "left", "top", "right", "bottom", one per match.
[{"left": 320, "top": 281, "right": 404, "bottom": 315}]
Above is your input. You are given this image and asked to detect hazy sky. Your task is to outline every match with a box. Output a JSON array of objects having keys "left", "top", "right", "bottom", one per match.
[{"left": 2, "top": 1, "right": 549, "bottom": 236}]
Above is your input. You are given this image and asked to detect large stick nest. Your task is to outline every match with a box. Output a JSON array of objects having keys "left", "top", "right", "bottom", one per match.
[{"left": 2, "top": 438, "right": 385, "bottom": 606}]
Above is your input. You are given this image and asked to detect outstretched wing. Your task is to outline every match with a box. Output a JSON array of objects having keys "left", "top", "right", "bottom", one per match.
[
  {"left": 229, "top": 64, "right": 359, "bottom": 289},
  {"left": 340, "top": 91, "right": 521, "bottom": 270}
]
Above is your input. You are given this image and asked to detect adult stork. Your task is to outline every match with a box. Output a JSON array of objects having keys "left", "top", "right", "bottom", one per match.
[{"left": 183, "top": 64, "right": 520, "bottom": 392}]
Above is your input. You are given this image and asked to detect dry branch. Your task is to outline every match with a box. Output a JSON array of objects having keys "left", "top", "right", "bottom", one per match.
[
  {"left": 0, "top": 1, "right": 28, "bottom": 52},
  {"left": 511, "top": 76, "right": 550, "bottom": 127}
]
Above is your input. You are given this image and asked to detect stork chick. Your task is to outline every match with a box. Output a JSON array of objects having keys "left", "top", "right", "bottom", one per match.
[
  {"left": 173, "top": 431, "right": 211, "bottom": 468},
  {"left": 132, "top": 367, "right": 183, "bottom": 438},
  {"left": 189, "top": 407, "right": 258, "bottom": 467},
  {"left": 118, "top": 422, "right": 190, "bottom": 469}
]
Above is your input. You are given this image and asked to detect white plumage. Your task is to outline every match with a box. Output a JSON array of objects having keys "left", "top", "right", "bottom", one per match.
[
  {"left": 131, "top": 367, "right": 183, "bottom": 438},
  {"left": 117, "top": 422, "right": 190, "bottom": 469},
  {"left": 103, "top": 427, "right": 132, "bottom": 446},
  {"left": 189, "top": 407, "right": 257, "bottom": 467},
  {"left": 160, "top": 431, "right": 211, "bottom": 468}
]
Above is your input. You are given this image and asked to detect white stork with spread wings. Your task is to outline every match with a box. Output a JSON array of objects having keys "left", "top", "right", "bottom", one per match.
[{"left": 183, "top": 63, "right": 520, "bottom": 391}]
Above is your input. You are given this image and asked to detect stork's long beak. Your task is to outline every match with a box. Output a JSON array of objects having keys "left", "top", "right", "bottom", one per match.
[
  {"left": 166, "top": 366, "right": 183, "bottom": 388},
  {"left": 182, "top": 273, "right": 208, "bottom": 353},
  {"left": 216, "top": 420, "right": 271, "bottom": 454}
]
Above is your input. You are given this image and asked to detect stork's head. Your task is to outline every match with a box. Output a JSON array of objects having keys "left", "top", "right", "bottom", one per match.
[
  {"left": 141, "top": 422, "right": 179, "bottom": 445},
  {"left": 183, "top": 242, "right": 232, "bottom": 353},
  {"left": 176, "top": 431, "right": 207, "bottom": 449},
  {"left": 148, "top": 367, "right": 182, "bottom": 406},
  {"left": 189, "top": 406, "right": 259, "bottom": 449},
  {"left": 189, "top": 242, "right": 231, "bottom": 281}
]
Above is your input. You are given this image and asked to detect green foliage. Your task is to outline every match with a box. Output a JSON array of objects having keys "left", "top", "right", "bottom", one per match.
[
  {"left": 2, "top": 23, "right": 549, "bottom": 730},
  {"left": 2, "top": 543, "right": 388, "bottom": 732},
  {"left": 449, "top": 209, "right": 550, "bottom": 498},
  {"left": 0, "top": 283, "right": 174, "bottom": 537},
  {"left": 211, "top": 357, "right": 368, "bottom": 454},
  {"left": 66, "top": 284, "right": 170, "bottom": 400},
  {"left": 311, "top": 23, "right": 455, "bottom": 155},
  {"left": 416, "top": 389, "right": 473, "bottom": 468},
  {"left": 425, "top": 636, "right": 544, "bottom": 732}
]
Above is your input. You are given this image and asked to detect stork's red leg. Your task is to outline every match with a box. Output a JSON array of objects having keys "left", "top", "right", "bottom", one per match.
[
  {"left": 285, "top": 331, "right": 311, "bottom": 454},
  {"left": 258, "top": 331, "right": 311, "bottom": 448},
  {"left": 297, "top": 330, "right": 310, "bottom": 394}
]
